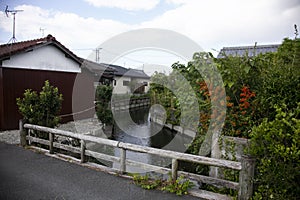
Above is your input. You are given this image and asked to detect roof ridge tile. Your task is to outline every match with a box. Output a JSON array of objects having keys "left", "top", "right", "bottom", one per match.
[{"left": 0, "top": 34, "right": 80, "bottom": 64}]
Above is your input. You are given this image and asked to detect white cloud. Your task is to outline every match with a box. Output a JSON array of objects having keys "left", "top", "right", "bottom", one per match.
[
  {"left": 0, "top": 5, "right": 133, "bottom": 58},
  {"left": 165, "top": 0, "right": 189, "bottom": 5},
  {"left": 84, "top": 0, "right": 160, "bottom": 11},
  {"left": 1, "top": 0, "right": 299, "bottom": 60},
  {"left": 140, "top": 0, "right": 299, "bottom": 52}
]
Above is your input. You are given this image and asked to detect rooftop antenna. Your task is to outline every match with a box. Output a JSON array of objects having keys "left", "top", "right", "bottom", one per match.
[{"left": 5, "top": 5, "right": 24, "bottom": 43}]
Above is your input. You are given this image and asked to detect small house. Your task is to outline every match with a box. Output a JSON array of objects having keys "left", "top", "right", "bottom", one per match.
[
  {"left": 101, "top": 64, "right": 150, "bottom": 94},
  {"left": 0, "top": 34, "right": 114, "bottom": 130}
]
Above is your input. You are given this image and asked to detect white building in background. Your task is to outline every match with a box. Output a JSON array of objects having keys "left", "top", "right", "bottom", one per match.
[{"left": 101, "top": 64, "right": 150, "bottom": 94}]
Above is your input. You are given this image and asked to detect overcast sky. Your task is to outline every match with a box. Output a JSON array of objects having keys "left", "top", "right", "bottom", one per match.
[{"left": 0, "top": 0, "right": 299, "bottom": 74}]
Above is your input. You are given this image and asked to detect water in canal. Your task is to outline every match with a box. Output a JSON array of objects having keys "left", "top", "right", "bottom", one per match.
[{"left": 87, "top": 107, "right": 194, "bottom": 173}]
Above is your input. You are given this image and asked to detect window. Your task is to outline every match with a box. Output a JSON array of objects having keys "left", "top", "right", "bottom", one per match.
[{"left": 123, "top": 80, "right": 130, "bottom": 86}]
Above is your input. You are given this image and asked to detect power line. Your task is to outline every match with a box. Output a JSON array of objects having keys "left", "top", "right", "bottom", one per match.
[
  {"left": 101, "top": 48, "right": 146, "bottom": 64},
  {"left": 72, "top": 47, "right": 183, "bottom": 66}
]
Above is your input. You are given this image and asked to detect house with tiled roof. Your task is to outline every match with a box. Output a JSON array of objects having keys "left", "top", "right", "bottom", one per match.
[
  {"left": 0, "top": 34, "right": 114, "bottom": 130},
  {"left": 101, "top": 64, "right": 150, "bottom": 94},
  {"left": 80, "top": 59, "right": 115, "bottom": 86},
  {"left": 217, "top": 44, "right": 280, "bottom": 58}
]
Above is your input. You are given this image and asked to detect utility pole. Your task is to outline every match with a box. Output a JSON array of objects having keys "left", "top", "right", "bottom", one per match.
[
  {"left": 95, "top": 48, "right": 102, "bottom": 63},
  {"left": 40, "top": 27, "right": 46, "bottom": 37},
  {"left": 294, "top": 24, "right": 298, "bottom": 39}
]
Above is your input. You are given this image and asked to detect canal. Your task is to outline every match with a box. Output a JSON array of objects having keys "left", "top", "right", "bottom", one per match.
[{"left": 87, "top": 107, "right": 194, "bottom": 173}]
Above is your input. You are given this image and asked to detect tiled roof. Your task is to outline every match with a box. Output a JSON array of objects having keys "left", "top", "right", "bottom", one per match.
[
  {"left": 126, "top": 68, "right": 150, "bottom": 79},
  {"left": 80, "top": 58, "right": 115, "bottom": 78},
  {"left": 217, "top": 44, "right": 280, "bottom": 58},
  {"left": 0, "top": 34, "right": 81, "bottom": 63},
  {"left": 102, "top": 64, "right": 127, "bottom": 76},
  {"left": 101, "top": 63, "right": 150, "bottom": 79}
]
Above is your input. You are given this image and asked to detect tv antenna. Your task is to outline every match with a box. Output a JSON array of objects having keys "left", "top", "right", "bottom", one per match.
[{"left": 5, "top": 5, "right": 24, "bottom": 43}]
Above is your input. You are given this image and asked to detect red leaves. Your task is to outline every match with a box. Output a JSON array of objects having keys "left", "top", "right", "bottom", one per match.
[
  {"left": 239, "top": 85, "right": 255, "bottom": 110},
  {"left": 225, "top": 85, "right": 256, "bottom": 138}
]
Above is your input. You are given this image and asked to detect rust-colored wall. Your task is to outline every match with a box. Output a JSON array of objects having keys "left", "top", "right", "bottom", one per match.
[
  {"left": 0, "top": 66, "right": 102, "bottom": 131},
  {"left": 1, "top": 67, "right": 78, "bottom": 130},
  {"left": 0, "top": 67, "right": 4, "bottom": 130},
  {"left": 71, "top": 68, "right": 96, "bottom": 121}
]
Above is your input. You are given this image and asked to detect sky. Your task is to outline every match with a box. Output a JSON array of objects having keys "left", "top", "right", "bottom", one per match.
[{"left": 0, "top": 0, "right": 299, "bottom": 75}]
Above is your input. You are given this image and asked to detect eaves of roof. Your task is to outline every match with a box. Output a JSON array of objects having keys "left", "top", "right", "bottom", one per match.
[
  {"left": 102, "top": 63, "right": 150, "bottom": 79},
  {"left": 0, "top": 34, "right": 82, "bottom": 64}
]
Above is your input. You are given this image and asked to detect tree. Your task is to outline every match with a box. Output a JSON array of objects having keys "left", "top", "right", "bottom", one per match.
[
  {"left": 249, "top": 104, "right": 300, "bottom": 199},
  {"left": 95, "top": 85, "right": 113, "bottom": 125},
  {"left": 17, "top": 80, "right": 63, "bottom": 128}
]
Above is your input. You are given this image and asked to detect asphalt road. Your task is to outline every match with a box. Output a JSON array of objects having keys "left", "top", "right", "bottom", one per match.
[{"left": 0, "top": 142, "right": 200, "bottom": 200}]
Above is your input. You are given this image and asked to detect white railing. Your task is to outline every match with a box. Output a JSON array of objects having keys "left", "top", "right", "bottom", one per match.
[{"left": 19, "top": 121, "right": 254, "bottom": 200}]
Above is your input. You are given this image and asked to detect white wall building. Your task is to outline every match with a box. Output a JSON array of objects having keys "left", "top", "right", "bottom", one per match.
[{"left": 102, "top": 64, "right": 150, "bottom": 94}]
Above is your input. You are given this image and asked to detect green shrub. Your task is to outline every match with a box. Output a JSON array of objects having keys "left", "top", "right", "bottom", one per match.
[
  {"left": 161, "top": 175, "right": 194, "bottom": 196},
  {"left": 132, "top": 174, "right": 162, "bottom": 190},
  {"left": 132, "top": 174, "right": 194, "bottom": 196},
  {"left": 95, "top": 85, "right": 113, "bottom": 125},
  {"left": 17, "top": 80, "right": 63, "bottom": 128},
  {"left": 248, "top": 103, "right": 300, "bottom": 199}
]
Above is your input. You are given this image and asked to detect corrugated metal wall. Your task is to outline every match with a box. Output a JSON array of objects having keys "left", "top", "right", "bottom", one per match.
[{"left": 0, "top": 67, "right": 89, "bottom": 130}]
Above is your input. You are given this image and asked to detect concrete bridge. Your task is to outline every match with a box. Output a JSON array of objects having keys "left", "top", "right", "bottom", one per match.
[
  {"left": 0, "top": 122, "right": 254, "bottom": 200},
  {"left": 0, "top": 142, "right": 199, "bottom": 200}
]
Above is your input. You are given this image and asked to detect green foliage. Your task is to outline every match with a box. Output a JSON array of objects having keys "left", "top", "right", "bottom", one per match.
[
  {"left": 150, "top": 72, "right": 180, "bottom": 125},
  {"left": 132, "top": 174, "right": 194, "bottom": 196},
  {"left": 248, "top": 103, "right": 300, "bottom": 199},
  {"left": 161, "top": 175, "right": 194, "bottom": 196},
  {"left": 132, "top": 174, "right": 162, "bottom": 190},
  {"left": 215, "top": 38, "right": 300, "bottom": 124},
  {"left": 149, "top": 37, "right": 300, "bottom": 199},
  {"left": 256, "top": 40, "right": 300, "bottom": 120},
  {"left": 201, "top": 183, "right": 238, "bottom": 198},
  {"left": 186, "top": 133, "right": 206, "bottom": 155},
  {"left": 16, "top": 80, "right": 63, "bottom": 128},
  {"left": 95, "top": 85, "right": 113, "bottom": 125}
]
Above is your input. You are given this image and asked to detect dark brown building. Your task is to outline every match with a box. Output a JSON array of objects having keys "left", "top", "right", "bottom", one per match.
[{"left": 0, "top": 34, "right": 114, "bottom": 130}]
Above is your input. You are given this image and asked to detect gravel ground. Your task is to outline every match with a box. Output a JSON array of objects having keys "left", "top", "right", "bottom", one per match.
[
  {"left": 0, "top": 130, "right": 20, "bottom": 144},
  {"left": 0, "top": 117, "right": 105, "bottom": 145}
]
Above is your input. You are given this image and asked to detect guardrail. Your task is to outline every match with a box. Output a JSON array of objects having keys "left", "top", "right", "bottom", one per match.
[
  {"left": 110, "top": 97, "right": 150, "bottom": 111},
  {"left": 19, "top": 121, "right": 254, "bottom": 200}
]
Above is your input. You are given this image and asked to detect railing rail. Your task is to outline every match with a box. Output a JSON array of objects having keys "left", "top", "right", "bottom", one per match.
[
  {"left": 110, "top": 97, "right": 150, "bottom": 111},
  {"left": 20, "top": 121, "right": 254, "bottom": 200}
]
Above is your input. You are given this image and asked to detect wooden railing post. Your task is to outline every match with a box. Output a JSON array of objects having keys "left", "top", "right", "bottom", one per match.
[
  {"left": 238, "top": 155, "right": 255, "bottom": 200},
  {"left": 172, "top": 158, "right": 178, "bottom": 181},
  {"left": 81, "top": 139, "right": 86, "bottom": 163},
  {"left": 19, "top": 119, "right": 27, "bottom": 147},
  {"left": 49, "top": 132, "right": 54, "bottom": 154},
  {"left": 120, "top": 148, "right": 126, "bottom": 174}
]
